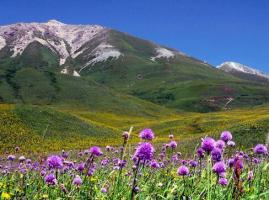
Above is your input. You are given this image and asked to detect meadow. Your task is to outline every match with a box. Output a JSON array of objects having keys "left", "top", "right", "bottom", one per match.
[
  {"left": 0, "top": 128, "right": 269, "bottom": 199},
  {"left": 0, "top": 103, "right": 269, "bottom": 154}
]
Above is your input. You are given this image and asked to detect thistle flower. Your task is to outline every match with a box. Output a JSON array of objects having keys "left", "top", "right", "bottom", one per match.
[
  {"left": 197, "top": 148, "right": 205, "bottom": 158},
  {"left": 44, "top": 173, "right": 57, "bottom": 185},
  {"left": 89, "top": 146, "right": 103, "bottom": 157},
  {"left": 220, "top": 131, "right": 232, "bottom": 142},
  {"left": 72, "top": 175, "right": 83, "bottom": 186},
  {"left": 177, "top": 165, "right": 189, "bottom": 176},
  {"left": 218, "top": 177, "right": 228, "bottom": 186},
  {"left": 211, "top": 148, "right": 222, "bottom": 162},
  {"left": 134, "top": 142, "right": 154, "bottom": 161},
  {"left": 7, "top": 155, "right": 16, "bottom": 161},
  {"left": 150, "top": 160, "right": 160, "bottom": 169},
  {"left": 254, "top": 144, "right": 268, "bottom": 155},
  {"left": 139, "top": 128, "right": 155, "bottom": 141},
  {"left": 169, "top": 134, "right": 174, "bottom": 139},
  {"left": 19, "top": 156, "right": 26, "bottom": 162},
  {"left": 213, "top": 161, "right": 226, "bottom": 175},
  {"left": 76, "top": 162, "right": 85, "bottom": 172},
  {"left": 169, "top": 140, "right": 177, "bottom": 149},
  {"left": 189, "top": 160, "right": 198, "bottom": 168},
  {"left": 215, "top": 140, "right": 225, "bottom": 150},
  {"left": 201, "top": 137, "right": 215, "bottom": 153},
  {"left": 47, "top": 155, "right": 63, "bottom": 169},
  {"left": 122, "top": 131, "right": 130, "bottom": 140}
]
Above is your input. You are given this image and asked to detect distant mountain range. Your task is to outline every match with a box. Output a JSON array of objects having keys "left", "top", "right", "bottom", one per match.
[{"left": 0, "top": 20, "right": 269, "bottom": 112}]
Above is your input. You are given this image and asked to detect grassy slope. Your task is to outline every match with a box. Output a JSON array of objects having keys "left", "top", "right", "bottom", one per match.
[
  {"left": 1, "top": 103, "right": 269, "bottom": 154},
  {"left": 77, "top": 30, "right": 269, "bottom": 112}
]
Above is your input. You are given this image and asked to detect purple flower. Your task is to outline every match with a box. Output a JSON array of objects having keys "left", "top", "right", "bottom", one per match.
[
  {"left": 220, "top": 131, "right": 232, "bottom": 142},
  {"left": 189, "top": 160, "right": 198, "bottom": 168},
  {"left": 254, "top": 144, "right": 268, "bottom": 155},
  {"left": 150, "top": 160, "right": 160, "bottom": 169},
  {"left": 218, "top": 177, "right": 228, "bottom": 186},
  {"left": 253, "top": 158, "right": 260, "bottom": 165},
  {"left": 228, "top": 158, "right": 235, "bottom": 168},
  {"left": 101, "top": 188, "right": 107, "bottom": 193},
  {"left": 213, "top": 161, "right": 226, "bottom": 175},
  {"left": 139, "top": 128, "right": 155, "bottom": 140},
  {"left": 89, "top": 146, "right": 103, "bottom": 157},
  {"left": 122, "top": 131, "right": 130, "bottom": 140},
  {"left": 197, "top": 148, "right": 205, "bottom": 158},
  {"left": 7, "top": 155, "right": 16, "bottom": 161},
  {"left": 47, "top": 155, "right": 63, "bottom": 169},
  {"left": 215, "top": 140, "right": 225, "bottom": 150},
  {"left": 76, "top": 162, "right": 85, "bottom": 172},
  {"left": 45, "top": 173, "right": 57, "bottom": 185},
  {"left": 134, "top": 142, "right": 154, "bottom": 161},
  {"left": 73, "top": 175, "right": 83, "bottom": 186},
  {"left": 201, "top": 137, "right": 215, "bottom": 153},
  {"left": 177, "top": 165, "right": 189, "bottom": 176},
  {"left": 169, "top": 140, "right": 177, "bottom": 149},
  {"left": 211, "top": 148, "right": 222, "bottom": 162}
]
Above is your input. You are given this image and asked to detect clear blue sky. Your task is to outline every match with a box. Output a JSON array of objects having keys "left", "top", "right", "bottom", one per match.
[{"left": 1, "top": 0, "right": 268, "bottom": 72}]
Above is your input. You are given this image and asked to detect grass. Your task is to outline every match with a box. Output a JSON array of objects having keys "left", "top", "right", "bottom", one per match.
[{"left": 0, "top": 103, "right": 269, "bottom": 155}]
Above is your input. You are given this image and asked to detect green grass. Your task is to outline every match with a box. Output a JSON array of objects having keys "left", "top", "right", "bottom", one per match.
[{"left": 0, "top": 103, "right": 269, "bottom": 154}]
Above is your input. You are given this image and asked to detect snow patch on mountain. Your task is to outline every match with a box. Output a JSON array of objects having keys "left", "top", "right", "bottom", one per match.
[
  {"left": 79, "top": 43, "right": 122, "bottom": 73},
  {"left": 0, "top": 20, "right": 105, "bottom": 64},
  {"left": 218, "top": 62, "right": 269, "bottom": 80},
  {"left": 0, "top": 36, "right": 6, "bottom": 51},
  {"left": 151, "top": 47, "right": 175, "bottom": 61},
  {"left": 61, "top": 67, "right": 81, "bottom": 77}
]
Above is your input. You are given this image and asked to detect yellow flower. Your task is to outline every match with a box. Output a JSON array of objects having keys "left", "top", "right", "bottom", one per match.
[
  {"left": 1, "top": 192, "right": 11, "bottom": 200},
  {"left": 42, "top": 194, "right": 49, "bottom": 199}
]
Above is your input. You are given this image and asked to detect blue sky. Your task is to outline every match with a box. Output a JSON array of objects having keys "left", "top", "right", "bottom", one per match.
[{"left": 1, "top": 0, "right": 268, "bottom": 72}]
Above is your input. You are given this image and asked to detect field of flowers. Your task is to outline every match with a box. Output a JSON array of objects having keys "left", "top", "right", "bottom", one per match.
[{"left": 1, "top": 127, "right": 269, "bottom": 199}]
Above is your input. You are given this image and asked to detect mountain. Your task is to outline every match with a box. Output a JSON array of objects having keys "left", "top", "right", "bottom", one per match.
[
  {"left": 218, "top": 62, "right": 269, "bottom": 83},
  {"left": 0, "top": 20, "right": 269, "bottom": 113}
]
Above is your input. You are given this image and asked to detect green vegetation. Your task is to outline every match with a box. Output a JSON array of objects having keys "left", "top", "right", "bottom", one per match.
[{"left": 0, "top": 103, "right": 268, "bottom": 154}]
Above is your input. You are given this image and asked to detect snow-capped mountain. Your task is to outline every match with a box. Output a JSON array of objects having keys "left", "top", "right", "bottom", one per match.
[
  {"left": 218, "top": 62, "right": 269, "bottom": 81},
  {"left": 0, "top": 20, "right": 186, "bottom": 77}
]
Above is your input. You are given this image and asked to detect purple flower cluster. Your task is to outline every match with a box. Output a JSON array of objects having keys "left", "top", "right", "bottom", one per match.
[
  {"left": 134, "top": 142, "right": 154, "bottom": 161},
  {"left": 139, "top": 128, "right": 155, "bottom": 141}
]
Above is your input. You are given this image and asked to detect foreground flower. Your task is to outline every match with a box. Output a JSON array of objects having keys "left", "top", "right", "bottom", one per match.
[
  {"left": 213, "top": 161, "right": 226, "bottom": 175},
  {"left": 211, "top": 148, "right": 222, "bottom": 162},
  {"left": 1, "top": 192, "right": 11, "bottom": 200},
  {"left": 44, "top": 173, "right": 57, "bottom": 185},
  {"left": 73, "top": 175, "right": 83, "bottom": 186},
  {"left": 218, "top": 177, "right": 228, "bottom": 186},
  {"left": 139, "top": 128, "right": 155, "bottom": 140},
  {"left": 47, "top": 155, "right": 63, "bottom": 169},
  {"left": 201, "top": 137, "right": 215, "bottom": 153},
  {"left": 134, "top": 142, "right": 154, "bottom": 161},
  {"left": 254, "top": 144, "right": 268, "bottom": 155},
  {"left": 89, "top": 146, "right": 103, "bottom": 157},
  {"left": 177, "top": 165, "right": 189, "bottom": 176},
  {"left": 169, "top": 140, "right": 177, "bottom": 149},
  {"left": 220, "top": 131, "right": 232, "bottom": 142}
]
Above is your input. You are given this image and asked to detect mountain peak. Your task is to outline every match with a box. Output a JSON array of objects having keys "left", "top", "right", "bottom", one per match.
[
  {"left": 46, "top": 19, "right": 65, "bottom": 26},
  {"left": 218, "top": 61, "right": 269, "bottom": 80}
]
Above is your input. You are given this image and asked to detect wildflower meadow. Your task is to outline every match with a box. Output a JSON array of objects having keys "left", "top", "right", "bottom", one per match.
[{"left": 0, "top": 127, "right": 269, "bottom": 199}]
